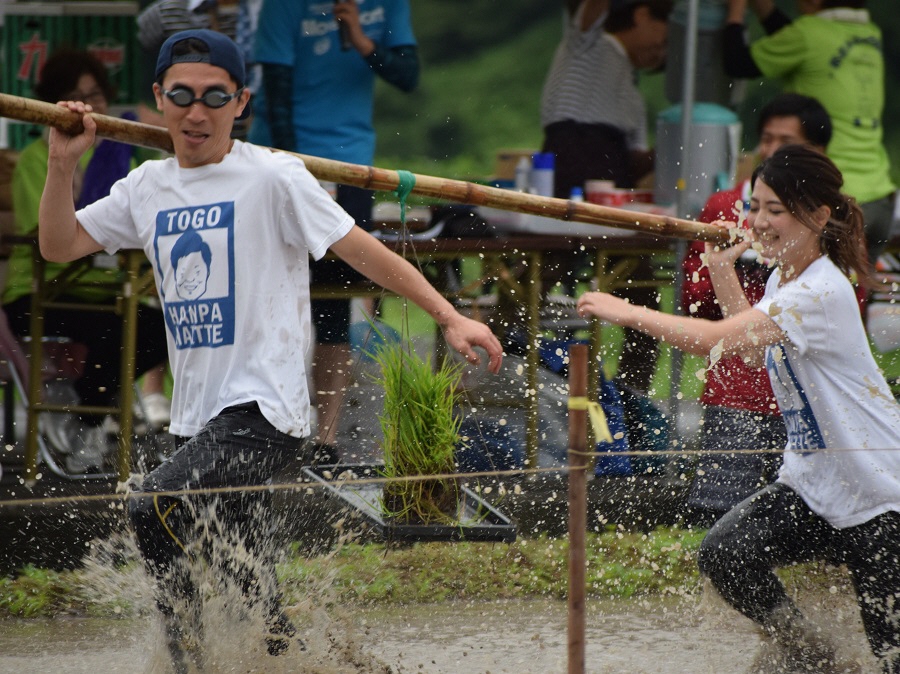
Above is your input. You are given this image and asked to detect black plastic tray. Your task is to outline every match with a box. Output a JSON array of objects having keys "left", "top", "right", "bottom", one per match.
[{"left": 301, "top": 463, "right": 516, "bottom": 543}]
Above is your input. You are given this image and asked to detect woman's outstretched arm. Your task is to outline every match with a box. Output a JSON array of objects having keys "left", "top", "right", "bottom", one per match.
[{"left": 576, "top": 290, "right": 784, "bottom": 367}]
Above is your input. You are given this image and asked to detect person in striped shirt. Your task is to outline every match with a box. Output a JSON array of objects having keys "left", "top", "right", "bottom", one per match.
[{"left": 540, "top": 0, "right": 673, "bottom": 397}]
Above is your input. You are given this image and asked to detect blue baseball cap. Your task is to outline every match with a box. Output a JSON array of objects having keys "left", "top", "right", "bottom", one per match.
[
  {"left": 155, "top": 29, "right": 250, "bottom": 120},
  {"left": 155, "top": 29, "right": 246, "bottom": 88}
]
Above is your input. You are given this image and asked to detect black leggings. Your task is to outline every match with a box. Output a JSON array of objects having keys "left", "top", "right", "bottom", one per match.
[
  {"left": 698, "top": 482, "right": 900, "bottom": 661},
  {"left": 128, "top": 403, "right": 309, "bottom": 631}
]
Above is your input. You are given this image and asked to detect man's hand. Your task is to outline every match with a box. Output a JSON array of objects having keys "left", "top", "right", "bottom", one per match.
[
  {"left": 39, "top": 100, "right": 105, "bottom": 263},
  {"left": 47, "top": 101, "right": 98, "bottom": 167},
  {"left": 441, "top": 313, "right": 503, "bottom": 375},
  {"left": 333, "top": 1, "right": 376, "bottom": 56},
  {"left": 331, "top": 227, "right": 503, "bottom": 374}
]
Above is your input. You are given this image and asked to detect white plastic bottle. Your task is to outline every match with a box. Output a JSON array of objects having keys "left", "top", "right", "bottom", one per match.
[{"left": 514, "top": 157, "right": 531, "bottom": 192}]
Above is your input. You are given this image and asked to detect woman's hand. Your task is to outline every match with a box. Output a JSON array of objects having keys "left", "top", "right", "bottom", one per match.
[
  {"left": 576, "top": 291, "right": 635, "bottom": 326},
  {"left": 700, "top": 223, "right": 756, "bottom": 319},
  {"left": 703, "top": 221, "right": 753, "bottom": 273}
]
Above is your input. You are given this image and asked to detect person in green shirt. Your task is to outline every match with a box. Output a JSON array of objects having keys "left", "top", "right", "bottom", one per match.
[
  {"left": 5, "top": 49, "right": 170, "bottom": 473},
  {"left": 723, "top": 0, "right": 896, "bottom": 267}
]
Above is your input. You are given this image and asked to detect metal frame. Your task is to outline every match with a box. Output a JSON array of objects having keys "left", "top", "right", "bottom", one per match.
[{"left": 21, "top": 245, "right": 154, "bottom": 483}]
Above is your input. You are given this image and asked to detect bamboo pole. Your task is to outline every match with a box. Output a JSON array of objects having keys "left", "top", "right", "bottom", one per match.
[
  {"left": 0, "top": 92, "right": 731, "bottom": 244},
  {"left": 567, "top": 343, "right": 589, "bottom": 674}
]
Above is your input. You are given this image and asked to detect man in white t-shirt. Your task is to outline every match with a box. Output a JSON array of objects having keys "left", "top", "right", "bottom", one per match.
[{"left": 39, "top": 29, "right": 503, "bottom": 672}]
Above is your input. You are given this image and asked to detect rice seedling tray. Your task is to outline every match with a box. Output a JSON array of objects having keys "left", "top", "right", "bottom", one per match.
[{"left": 301, "top": 463, "right": 516, "bottom": 543}]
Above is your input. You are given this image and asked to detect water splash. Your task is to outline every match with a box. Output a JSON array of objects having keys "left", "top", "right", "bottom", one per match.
[{"left": 74, "top": 509, "right": 399, "bottom": 673}]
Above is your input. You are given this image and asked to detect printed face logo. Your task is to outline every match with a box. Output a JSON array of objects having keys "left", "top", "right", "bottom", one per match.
[
  {"left": 156, "top": 202, "right": 236, "bottom": 349},
  {"left": 171, "top": 230, "right": 212, "bottom": 300},
  {"left": 174, "top": 250, "right": 210, "bottom": 300}
]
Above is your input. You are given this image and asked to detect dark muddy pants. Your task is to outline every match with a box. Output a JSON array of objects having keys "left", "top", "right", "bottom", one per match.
[
  {"left": 686, "top": 407, "right": 785, "bottom": 523},
  {"left": 698, "top": 482, "right": 900, "bottom": 667},
  {"left": 127, "top": 403, "right": 309, "bottom": 636}
]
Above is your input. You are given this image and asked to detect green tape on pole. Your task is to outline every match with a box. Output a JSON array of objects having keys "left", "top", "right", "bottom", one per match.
[{"left": 392, "top": 170, "right": 416, "bottom": 225}]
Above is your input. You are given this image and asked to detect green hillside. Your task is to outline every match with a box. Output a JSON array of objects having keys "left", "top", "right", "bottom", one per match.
[
  {"left": 373, "top": 4, "right": 561, "bottom": 180},
  {"left": 372, "top": 1, "right": 900, "bottom": 186}
]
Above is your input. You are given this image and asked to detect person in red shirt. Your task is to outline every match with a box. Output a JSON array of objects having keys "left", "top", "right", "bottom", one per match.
[{"left": 682, "top": 93, "right": 832, "bottom": 525}]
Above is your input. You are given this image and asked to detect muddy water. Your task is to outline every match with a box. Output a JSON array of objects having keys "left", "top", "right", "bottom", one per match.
[
  {"left": 356, "top": 596, "right": 763, "bottom": 673},
  {"left": 0, "top": 532, "right": 881, "bottom": 674},
  {"left": 0, "top": 591, "right": 880, "bottom": 674},
  {"left": 354, "top": 592, "right": 878, "bottom": 674}
]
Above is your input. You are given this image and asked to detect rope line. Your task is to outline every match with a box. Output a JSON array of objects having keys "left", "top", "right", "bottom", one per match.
[{"left": 1, "top": 443, "right": 896, "bottom": 510}]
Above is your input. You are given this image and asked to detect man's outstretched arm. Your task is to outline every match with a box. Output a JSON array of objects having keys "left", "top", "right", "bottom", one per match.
[{"left": 330, "top": 226, "right": 503, "bottom": 374}]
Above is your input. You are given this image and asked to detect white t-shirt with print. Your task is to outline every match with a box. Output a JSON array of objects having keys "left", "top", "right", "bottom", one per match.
[
  {"left": 78, "top": 140, "right": 354, "bottom": 438},
  {"left": 755, "top": 256, "right": 900, "bottom": 528}
]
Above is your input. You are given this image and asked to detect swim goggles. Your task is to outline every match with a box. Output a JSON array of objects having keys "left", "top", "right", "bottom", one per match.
[{"left": 162, "top": 87, "right": 245, "bottom": 109}]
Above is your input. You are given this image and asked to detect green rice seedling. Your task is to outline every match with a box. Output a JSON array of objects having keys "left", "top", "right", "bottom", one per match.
[{"left": 370, "top": 339, "right": 464, "bottom": 524}]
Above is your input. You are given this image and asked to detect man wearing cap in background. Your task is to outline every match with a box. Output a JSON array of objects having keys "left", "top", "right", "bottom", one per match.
[
  {"left": 37, "top": 28, "right": 501, "bottom": 671},
  {"left": 723, "top": 0, "right": 896, "bottom": 269}
]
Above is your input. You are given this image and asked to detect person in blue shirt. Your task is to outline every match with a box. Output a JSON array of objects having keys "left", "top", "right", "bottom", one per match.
[{"left": 251, "top": 0, "right": 419, "bottom": 460}]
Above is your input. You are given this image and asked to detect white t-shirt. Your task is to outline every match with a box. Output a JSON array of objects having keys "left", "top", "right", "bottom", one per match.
[
  {"left": 78, "top": 141, "right": 354, "bottom": 438},
  {"left": 755, "top": 256, "right": 900, "bottom": 528}
]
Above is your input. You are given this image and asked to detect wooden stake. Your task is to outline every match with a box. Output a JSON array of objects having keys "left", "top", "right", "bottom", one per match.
[
  {"left": 567, "top": 343, "right": 589, "bottom": 674},
  {"left": 0, "top": 92, "right": 731, "bottom": 244}
]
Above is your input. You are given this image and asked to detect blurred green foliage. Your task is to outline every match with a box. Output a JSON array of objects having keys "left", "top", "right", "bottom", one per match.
[{"left": 373, "top": 0, "right": 900, "bottom": 185}]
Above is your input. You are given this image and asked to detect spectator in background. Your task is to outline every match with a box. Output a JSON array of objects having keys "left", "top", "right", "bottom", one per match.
[
  {"left": 5, "top": 49, "right": 170, "bottom": 472},
  {"left": 136, "top": 0, "right": 262, "bottom": 138},
  {"left": 540, "top": 0, "right": 670, "bottom": 200},
  {"left": 251, "top": 0, "right": 419, "bottom": 460},
  {"left": 682, "top": 93, "right": 832, "bottom": 526},
  {"left": 540, "top": 0, "right": 673, "bottom": 395},
  {"left": 723, "top": 0, "right": 896, "bottom": 267},
  {"left": 541, "top": 0, "right": 611, "bottom": 196}
]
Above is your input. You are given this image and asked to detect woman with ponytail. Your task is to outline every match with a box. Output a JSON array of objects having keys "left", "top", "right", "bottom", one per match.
[{"left": 578, "top": 144, "right": 900, "bottom": 673}]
